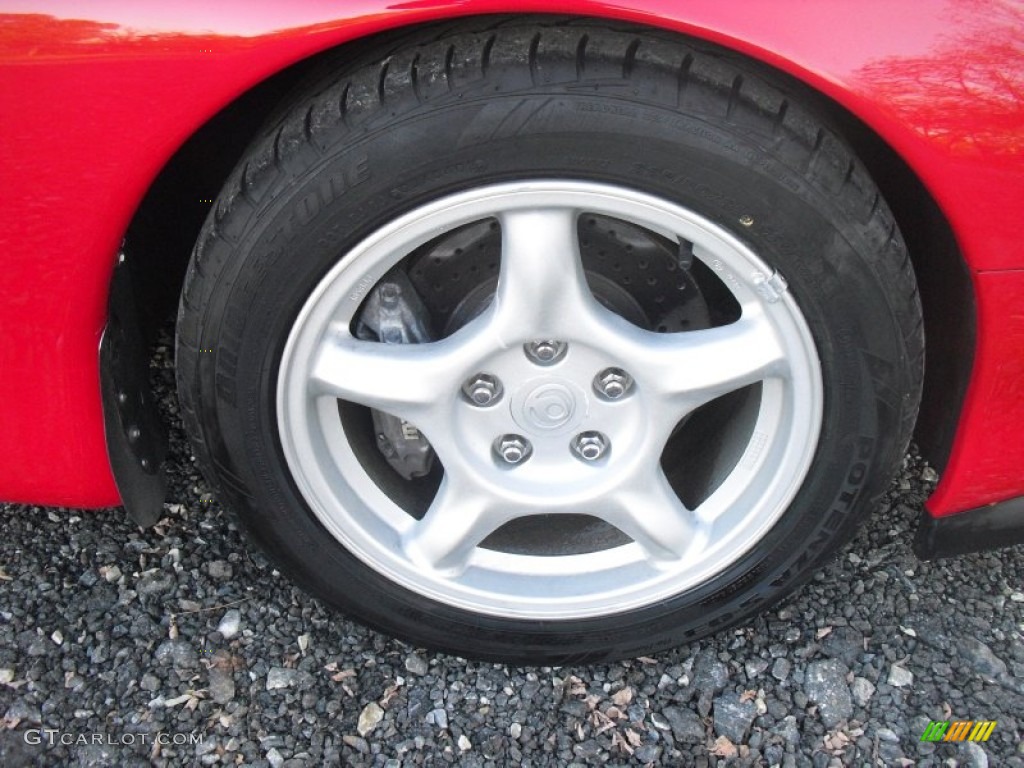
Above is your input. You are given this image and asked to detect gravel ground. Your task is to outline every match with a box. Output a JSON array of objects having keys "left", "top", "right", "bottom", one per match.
[{"left": 1, "top": 339, "right": 1023, "bottom": 767}]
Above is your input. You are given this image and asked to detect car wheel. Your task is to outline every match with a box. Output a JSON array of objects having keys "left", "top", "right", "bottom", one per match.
[{"left": 176, "top": 18, "right": 923, "bottom": 663}]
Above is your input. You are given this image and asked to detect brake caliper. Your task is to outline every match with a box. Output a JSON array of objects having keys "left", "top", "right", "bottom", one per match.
[{"left": 355, "top": 271, "right": 437, "bottom": 480}]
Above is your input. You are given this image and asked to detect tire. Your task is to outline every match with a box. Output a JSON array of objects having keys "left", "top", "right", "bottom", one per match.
[{"left": 176, "top": 17, "right": 923, "bottom": 664}]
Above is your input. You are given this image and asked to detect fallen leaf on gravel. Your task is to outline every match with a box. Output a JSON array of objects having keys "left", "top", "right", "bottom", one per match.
[
  {"left": 331, "top": 668, "right": 356, "bottom": 682},
  {"left": 612, "top": 687, "right": 633, "bottom": 706},
  {"left": 899, "top": 625, "right": 917, "bottom": 637},
  {"left": 740, "top": 689, "right": 756, "bottom": 702},
  {"left": 816, "top": 626, "right": 833, "bottom": 639},
  {"left": 625, "top": 728, "right": 642, "bottom": 747},
  {"left": 591, "top": 710, "right": 616, "bottom": 734},
  {"left": 611, "top": 731, "right": 634, "bottom": 755},
  {"left": 585, "top": 694, "right": 601, "bottom": 711},
  {"left": 637, "top": 656, "right": 658, "bottom": 664},
  {"left": 380, "top": 680, "right": 404, "bottom": 707},
  {"left": 712, "top": 736, "right": 738, "bottom": 758},
  {"left": 567, "top": 675, "right": 587, "bottom": 696},
  {"left": 823, "top": 731, "right": 850, "bottom": 753}
]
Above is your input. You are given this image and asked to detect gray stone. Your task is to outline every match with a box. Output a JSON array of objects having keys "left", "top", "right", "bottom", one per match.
[
  {"left": 634, "top": 744, "right": 661, "bottom": 762},
  {"left": 691, "top": 649, "right": 729, "bottom": 695},
  {"left": 887, "top": 665, "right": 914, "bottom": 688},
  {"left": 850, "top": 677, "right": 875, "bottom": 707},
  {"left": 428, "top": 708, "right": 449, "bottom": 729},
  {"left": 804, "top": 660, "right": 853, "bottom": 727},
  {"left": 661, "top": 706, "right": 704, "bottom": 743},
  {"left": 573, "top": 740, "right": 603, "bottom": 759},
  {"left": 404, "top": 654, "right": 428, "bottom": 676},
  {"left": 209, "top": 665, "right": 235, "bottom": 704},
  {"left": 217, "top": 609, "right": 241, "bottom": 640},
  {"left": 358, "top": 701, "right": 384, "bottom": 736},
  {"left": 878, "top": 740, "right": 904, "bottom": 763},
  {"left": 745, "top": 659, "right": 769, "bottom": 679},
  {"left": 958, "top": 638, "right": 1007, "bottom": 682},
  {"left": 207, "top": 560, "right": 233, "bottom": 580},
  {"left": 771, "top": 658, "right": 791, "bottom": 682},
  {"left": 712, "top": 692, "right": 757, "bottom": 743},
  {"left": 154, "top": 638, "right": 197, "bottom": 669},
  {"left": 821, "top": 626, "right": 863, "bottom": 666},
  {"left": 136, "top": 571, "right": 174, "bottom": 596},
  {"left": 958, "top": 741, "right": 990, "bottom": 768},
  {"left": 140, "top": 673, "right": 160, "bottom": 692},
  {"left": 875, "top": 727, "right": 900, "bottom": 743},
  {"left": 342, "top": 735, "right": 370, "bottom": 753},
  {"left": 266, "top": 667, "right": 300, "bottom": 690},
  {"left": 777, "top": 716, "right": 800, "bottom": 746}
]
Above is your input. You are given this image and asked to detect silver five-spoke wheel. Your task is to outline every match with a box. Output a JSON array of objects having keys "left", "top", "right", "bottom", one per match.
[{"left": 277, "top": 182, "right": 823, "bottom": 619}]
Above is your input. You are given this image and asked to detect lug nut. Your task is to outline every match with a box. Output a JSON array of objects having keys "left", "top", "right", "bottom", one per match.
[
  {"left": 496, "top": 435, "right": 532, "bottom": 465},
  {"left": 524, "top": 340, "right": 567, "bottom": 365},
  {"left": 572, "top": 431, "right": 609, "bottom": 462},
  {"left": 462, "top": 374, "right": 503, "bottom": 406},
  {"left": 594, "top": 367, "right": 634, "bottom": 400}
]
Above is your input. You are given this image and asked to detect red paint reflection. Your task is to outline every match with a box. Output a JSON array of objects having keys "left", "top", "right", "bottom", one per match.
[{"left": 854, "top": 0, "right": 1024, "bottom": 155}]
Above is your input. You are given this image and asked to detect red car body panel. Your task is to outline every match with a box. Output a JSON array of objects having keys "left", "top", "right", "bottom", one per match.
[{"left": 0, "top": 1, "right": 1022, "bottom": 515}]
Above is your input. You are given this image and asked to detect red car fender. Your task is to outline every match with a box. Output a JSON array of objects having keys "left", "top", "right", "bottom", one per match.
[{"left": 0, "top": 1, "right": 1021, "bottom": 515}]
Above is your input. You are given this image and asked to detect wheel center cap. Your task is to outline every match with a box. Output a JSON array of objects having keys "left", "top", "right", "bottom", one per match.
[{"left": 512, "top": 377, "right": 588, "bottom": 436}]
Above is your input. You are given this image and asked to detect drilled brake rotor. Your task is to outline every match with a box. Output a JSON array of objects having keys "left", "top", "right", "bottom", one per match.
[{"left": 405, "top": 214, "right": 711, "bottom": 336}]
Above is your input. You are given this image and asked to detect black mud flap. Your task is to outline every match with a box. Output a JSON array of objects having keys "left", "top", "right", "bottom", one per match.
[
  {"left": 914, "top": 496, "right": 1024, "bottom": 560},
  {"left": 100, "top": 255, "right": 167, "bottom": 527}
]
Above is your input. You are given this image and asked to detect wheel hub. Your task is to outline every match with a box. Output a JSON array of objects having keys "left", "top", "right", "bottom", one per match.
[{"left": 514, "top": 376, "right": 587, "bottom": 435}]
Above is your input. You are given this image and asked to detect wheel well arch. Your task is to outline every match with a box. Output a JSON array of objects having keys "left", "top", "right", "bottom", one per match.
[{"left": 120, "top": 14, "right": 972, "bottom": 475}]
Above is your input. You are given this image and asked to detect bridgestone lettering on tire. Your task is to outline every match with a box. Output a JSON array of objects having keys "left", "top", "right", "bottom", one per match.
[{"left": 176, "top": 17, "right": 923, "bottom": 663}]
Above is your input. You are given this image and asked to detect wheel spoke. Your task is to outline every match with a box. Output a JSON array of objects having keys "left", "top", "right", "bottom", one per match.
[
  {"left": 309, "top": 327, "right": 468, "bottom": 420},
  {"left": 601, "top": 470, "right": 700, "bottom": 565},
  {"left": 491, "top": 208, "right": 597, "bottom": 339},
  {"left": 401, "top": 477, "right": 510, "bottom": 575},
  {"left": 614, "top": 305, "right": 789, "bottom": 411}
]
